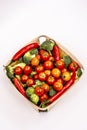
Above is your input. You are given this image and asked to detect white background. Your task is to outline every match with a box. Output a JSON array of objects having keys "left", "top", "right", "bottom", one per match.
[{"left": 0, "top": 0, "right": 87, "bottom": 130}]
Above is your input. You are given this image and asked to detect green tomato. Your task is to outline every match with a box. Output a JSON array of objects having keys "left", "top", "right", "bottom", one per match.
[
  {"left": 26, "top": 87, "right": 34, "bottom": 97},
  {"left": 30, "top": 94, "right": 39, "bottom": 105}
]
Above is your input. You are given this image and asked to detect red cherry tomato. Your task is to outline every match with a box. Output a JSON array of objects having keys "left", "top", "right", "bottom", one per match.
[
  {"left": 44, "top": 60, "right": 53, "bottom": 70},
  {"left": 35, "top": 86, "right": 45, "bottom": 96},
  {"left": 47, "top": 76, "right": 55, "bottom": 85},
  {"left": 41, "top": 83, "right": 50, "bottom": 93},
  {"left": 39, "top": 49, "right": 45, "bottom": 55},
  {"left": 40, "top": 94, "right": 48, "bottom": 102},
  {"left": 41, "top": 51, "right": 50, "bottom": 61},
  {"left": 21, "top": 74, "right": 29, "bottom": 83},
  {"left": 33, "top": 74, "right": 39, "bottom": 80},
  {"left": 26, "top": 78, "right": 34, "bottom": 87},
  {"left": 61, "top": 68, "right": 67, "bottom": 73},
  {"left": 24, "top": 65, "right": 32, "bottom": 75},
  {"left": 55, "top": 59, "right": 64, "bottom": 69},
  {"left": 35, "top": 65, "right": 44, "bottom": 73},
  {"left": 14, "top": 66, "right": 23, "bottom": 75},
  {"left": 69, "top": 61, "right": 79, "bottom": 71},
  {"left": 53, "top": 81, "right": 63, "bottom": 91},
  {"left": 38, "top": 72, "right": 46, "bottom": 81}
]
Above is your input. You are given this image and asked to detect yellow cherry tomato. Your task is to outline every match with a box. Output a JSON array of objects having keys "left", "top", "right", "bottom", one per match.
[{"left": 62, "top": 71, "right": 71, "bottom": 81}]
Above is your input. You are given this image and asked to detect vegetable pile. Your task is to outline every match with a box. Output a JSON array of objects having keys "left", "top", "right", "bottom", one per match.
[{"left": 5, "top": 38, "right": 83, "bottom": 108}]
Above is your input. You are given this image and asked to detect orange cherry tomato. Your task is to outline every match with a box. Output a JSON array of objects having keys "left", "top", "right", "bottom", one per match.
[
  {"left": 44, "top": 70, "right": 51, "bottom": 76},
  {"left": 53, "top": 81, "right": 63, "bottom": 91},
  {"left": 41, "top": 83, "right": 50, "bottom": 93},
  {"left": 31, "top": 57, "right": 39, "bottom": 66},
  {"left": 51, "top": 68, "right": 61, "bottom": 78}
]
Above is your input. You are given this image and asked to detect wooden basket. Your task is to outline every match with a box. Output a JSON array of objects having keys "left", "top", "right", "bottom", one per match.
[{"left": 4, "top": 35, "right": 84, "bottom": 112}]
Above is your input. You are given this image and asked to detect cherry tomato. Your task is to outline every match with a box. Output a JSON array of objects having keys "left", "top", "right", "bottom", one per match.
[
  {"left": 47, "top": 76, "right": 55, "bottom": 85},
  {"left": 21, "top": 74, "right": 29, "bottom": 83},
  {"left": 56, "top": 78, "right": 64, "bottom": 84},
  {"left": 41, "top": 83, "right": 50, "bottom": 93},
  {"left": 33, "top": 74, "right": 39, "bottom": 80},
  {"left": 69, "top": 61, "right": 79, "bottom": 71},
  {"left": 35, "top": 86, "right": 45, "bottom": 96},
  {"left": 61, "top": 68, "right": 67, "bottom": 73},
  {"left": 24, "top": 65, "right": 32, "bottom": 75},
  {"left": 39, "top": 49, "right": 45, "bottom": 55},
  {"left": 14, "top": 66, "right": 23, "bottom": 75},
  {"left": 41, "top": 51, "right": 50, "bottom": 61},
  {"left": 55, "top": 59, "right": 64, "bottom": 69},
  {"left": 36, "top": 54, "right": 41, "bottom": 60},
  {"left": 44, "top": 70, "right": 51, "bottom": 76},
  {"left": 38, "top": 72, "right": 46, "bottom": 81},
  {"left": 49, "top": 56, "right": 54, "bottom": 62},
  {"left": 35, "top": 65, "right": 44, "bottom": 73},
  {"left": 62, "top": 71, "right": 71, "bottom": 81},
  {"left": 51, "top": 68, "right": 61, "bottom": 78},
  {"left": 53, "top": 81, "right": 63, "bottom": 91},
  {"left": 40, "top": 94, "right": 48, "bottom": 102},
  {"left": 31, "top": 57, "right": 39, "bottom": 66},
  {"left": 44, "top": 60, "right": 53, "bottom": 70},
  {"left": 26, "top": 78, "right": 34, "bottom": 87}
]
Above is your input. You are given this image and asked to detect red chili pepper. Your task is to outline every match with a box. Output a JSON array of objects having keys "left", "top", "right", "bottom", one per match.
[
  {"left": 47, "top": 72, "right": 76, "bottom": 104},
  {"left": 13, "top": 78, "right": 26, "bottom": 97},
  {"left": 12, "top": 43, "right": 39, "bottom": 61},
  {"left": 53, "top": 45, "right": 60, "bottom": 61}
]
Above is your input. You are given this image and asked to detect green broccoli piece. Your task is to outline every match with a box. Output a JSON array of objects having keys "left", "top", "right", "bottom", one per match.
[
  {"left": 30, "top": 49, "right": 38, "bottom": 55},
  {"left": 23, "top": 51, "right": 35, "bottom": 64},
  {"left": 49, "top": 86, "right": 56, "bottom": 97},
  {"left": 6, "top": 66, "right": 14, "bottom": 79},
  {"left": 32, "top": 80, "right": 44, "bottom": 88},
  {"left": 30, "top": 94, "right": 39, "bottom": 105},
  {"left": 76, "top": 68, "right": 82, "bottom": 79},
  {"left": 26, "top": 87, "right": 35, "bottom": 97},
  {"left": 63, "top": 55, "right": 72, "bottom": 68},
  {"left": 6, "top": 62, "right": 26, "bottom": 79},
  {"left": 29, "top": 71, "right": 37, "bottom": 78},
  {"left": 40, "top": 40, "right": 55, "bottom": 54}
]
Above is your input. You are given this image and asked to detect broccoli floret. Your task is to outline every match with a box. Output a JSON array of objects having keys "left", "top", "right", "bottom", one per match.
[
  {"left": 6, "top": 62, "right": 26, "bottom": 79},
  {"left": 6, "top": 66, "right": 14, "bottom": 79},
  {"left": 40, "top": 40, "right": 55, "bottom": 54},
  {"left": 63, "top": 55, "right": 72, "bottom": 68},
  {"left": 32, "top": 80, "right": 44, "bottom": 88},
  {"left": 26, "top": 87, "right": 35, "bottom": 97},
  {"left": 12, "top": 62, "right": 26, "bottom": 69},
  {"left": 30, "top": 94, "right": 39, "bottom": 105},
  {"left": 76, "top": 68, "right": 82, "bottom": 79},
  {"left": 49, "top": 86, "right": 56, "bottom": 97},
  {"left": 30, "top": 49, "right": 38, "bottom": 55},
  {"left": 29, "top": 71, "right": 37, "bottom": 78},
  {"left": 23, "top": 51, "right": 35, "bottom": 64}
]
